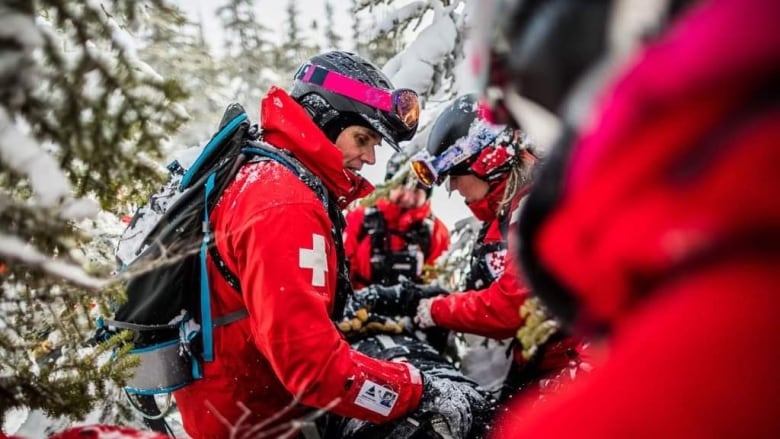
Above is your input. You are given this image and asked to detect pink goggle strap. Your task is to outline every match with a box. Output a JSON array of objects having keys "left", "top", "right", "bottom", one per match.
[{"left": 299, "top": 64, "right": 393, "bottom": 112}]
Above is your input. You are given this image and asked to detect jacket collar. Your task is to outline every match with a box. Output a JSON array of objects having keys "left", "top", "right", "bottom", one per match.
[
  {"left": 466, "top": 179, "right": 508, "bottom": 222},
  {"left": 259, "top": 87, "right": 374, "bottom": 208}
]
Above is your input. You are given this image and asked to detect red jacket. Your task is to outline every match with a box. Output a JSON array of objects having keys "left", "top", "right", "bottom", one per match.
[
  {"left": 3, "top": 425, "right": 168, "bottom": 439},
  {"left": 344, "top": 198, "right": 450, "bottom": 289},
  {"left": 429, "top": 183, "right": 530, "bottom": 341},
  {"left": 498, "top": 0, "right": 780, "bottom": 436},
  {"left": 429, "top": 180, "right": 585, "bottom": 383},
  {"left": 174, "top": 87, "right": 423, "bottom": 438}
]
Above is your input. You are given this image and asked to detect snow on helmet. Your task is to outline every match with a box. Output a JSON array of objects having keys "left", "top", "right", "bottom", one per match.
[
  {"left": 290, "top": 51, "right": 420, "bottom": 150},
  {"left": 411, "top": 94, "right": 528, "bottom": 187}
]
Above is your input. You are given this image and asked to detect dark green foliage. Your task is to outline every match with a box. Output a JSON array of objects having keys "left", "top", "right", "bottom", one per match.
[{"left": 0, "top": 0, "right": 187, "bottom": 424}]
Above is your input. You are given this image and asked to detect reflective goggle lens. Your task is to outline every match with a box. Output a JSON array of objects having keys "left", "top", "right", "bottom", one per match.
[
  {"left": 411, "top": 159, "right": 437, "bottom": 188},
  {"left": 393, "top": 89, "right": 420, "bottom": 130}
]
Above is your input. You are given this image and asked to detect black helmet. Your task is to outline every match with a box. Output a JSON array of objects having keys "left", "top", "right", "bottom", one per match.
[
  {"left": 290, "top": 51, "right": 419, "bottom": 150},
  {"left": 413, "top": 94, "right": 520, "bottom": 186}
]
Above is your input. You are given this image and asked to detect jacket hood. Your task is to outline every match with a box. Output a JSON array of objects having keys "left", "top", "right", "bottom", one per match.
[
  {"left": 260, "top": 86, "right": 374, "bottom": 208},
  {"left": 534, "top": 0, "right": 780, "bottom": 328}
]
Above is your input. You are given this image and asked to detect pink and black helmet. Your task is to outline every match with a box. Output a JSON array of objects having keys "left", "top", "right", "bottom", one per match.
[{"left": 290, "top": 51, "right": 420, "bottom": 151}]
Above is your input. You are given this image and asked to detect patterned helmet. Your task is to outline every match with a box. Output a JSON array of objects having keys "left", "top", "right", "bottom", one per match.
[{"left": 412, "top": 94, "right": 530, "bottom": 187}]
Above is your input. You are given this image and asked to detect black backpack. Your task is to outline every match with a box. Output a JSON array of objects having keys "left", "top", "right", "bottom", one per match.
[{"left": 98, "top": 103, "right": 333, "bottom": 424}]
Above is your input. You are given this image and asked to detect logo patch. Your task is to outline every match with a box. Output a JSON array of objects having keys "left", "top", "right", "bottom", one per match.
[{"left": 354, "top": 380, "right": 398, "bottom": 416}]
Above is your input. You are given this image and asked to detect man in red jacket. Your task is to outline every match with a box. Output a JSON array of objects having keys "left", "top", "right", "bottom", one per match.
[
  {"left": 344, "top": 153, "right": 450, "bottom": 290},
  {"left": 478, "top": 0, "right": 780, "bottom": 436},
  {"left": 172, "top": 51, "right": 483, "bottom": 439}
]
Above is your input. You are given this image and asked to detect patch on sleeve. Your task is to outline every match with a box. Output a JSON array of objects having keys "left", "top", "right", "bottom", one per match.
[
  {"left": 485, "top": 248, "right": 507, "bottom": 278},
  {"left": 354, "top": 380, "right": 398, "bottom": 416}
]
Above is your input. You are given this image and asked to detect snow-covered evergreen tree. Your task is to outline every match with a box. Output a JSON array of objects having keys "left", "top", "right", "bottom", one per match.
[
  {"left": 274, "top": 0, "right": 319, "bottom": 82},
  {"left": 351, "top": 0, "right": 403, "bottom": 68},
  {"left": 138, "top": 4, "right": 228, "bottom": 147},
  {"left": 323, "top": 0, "right": 343, "bottom": 51},
  {"left": 0, "top": 0, "right": 187, "bottom": 425},
  {"left": 216, "top": 0, "right": 276, "bottom": 119},
  {"left": 354, "top": 0, "right": 473, "bottom": 105}
]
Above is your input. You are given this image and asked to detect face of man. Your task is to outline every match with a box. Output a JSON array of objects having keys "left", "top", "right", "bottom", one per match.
[{"left": 335, "top": 125, "right": 382, "bottom": 172}]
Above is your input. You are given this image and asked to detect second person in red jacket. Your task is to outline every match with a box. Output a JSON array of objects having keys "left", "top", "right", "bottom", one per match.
[
  {"left": 344, "top": 152, "right": 450, "bottom": 290},
  {"left": 410, "top": 94, "right": 589, "bottom": 403}
]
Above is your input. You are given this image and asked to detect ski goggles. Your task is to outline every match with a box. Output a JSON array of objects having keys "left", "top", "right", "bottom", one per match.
[
  {"left": 294, "top": 63, "right": 421, "bottom": 131},
  {"left": 411, "top": 122, "right": 505, "bottom": 187}
]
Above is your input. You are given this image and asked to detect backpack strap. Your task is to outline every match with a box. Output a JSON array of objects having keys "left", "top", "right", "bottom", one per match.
[
  {"left": 208, "top": 245, "right": 241, "bottom": 292},
  {"left": 326, "top": 199, "right": 352, "bottom": 322}
]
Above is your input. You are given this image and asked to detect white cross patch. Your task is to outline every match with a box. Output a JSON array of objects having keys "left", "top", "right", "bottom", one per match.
[{"left": 299, "top": 233, "right": 328, "bottom": 287}]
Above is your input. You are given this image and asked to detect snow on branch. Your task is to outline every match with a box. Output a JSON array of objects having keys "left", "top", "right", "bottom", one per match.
[
  {"left": 383, "top": 12, "right": 457, "bottom": 95},
  {"left": 370, "top": 1, "right": 427, "bottom": 39},
  {"left": 0, "top": 108, "right": 71, "bottom": 208},
  {"left": 0, "top": 233, "right": 106, "bottom": 291}
]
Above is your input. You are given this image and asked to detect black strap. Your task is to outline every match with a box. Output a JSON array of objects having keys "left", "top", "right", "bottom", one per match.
[
  {"left": 327, "top": 199, "right": 352, "bottom": 322},
  {"left": 208, "top": 244, "right": 241, "bottom": 293}
]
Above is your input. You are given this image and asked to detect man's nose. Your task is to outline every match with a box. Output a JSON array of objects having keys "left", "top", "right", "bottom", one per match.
[{"left": 362, "top": 145, "right": 377, "bottom": 165}]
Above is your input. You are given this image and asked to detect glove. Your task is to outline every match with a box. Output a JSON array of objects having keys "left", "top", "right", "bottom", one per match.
[
  {"left": 414, "top": 372, "right": 495, "bottom": 439},
  {"left": 337, "top": 306, "right": 404, "bottom": 339},
  {"left": 353, "top": 280, "right": 448, "bottom": 318},
  {"left": 414, "top": 297, "right": 438, "bottom": 329}
]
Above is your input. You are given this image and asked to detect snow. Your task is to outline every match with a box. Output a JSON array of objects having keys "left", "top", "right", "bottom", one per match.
[
  {"left": 0, "top": 233, "right": 106, "bottom": 291},
  {"left": 0, "top": 108, "right": 72, "bottom": 208},
  {"left": 371, "top": 1, "right": 428, "bottom": 37},
  {"left": 383, "top": 12, "right": 457, "bottom": 94}
]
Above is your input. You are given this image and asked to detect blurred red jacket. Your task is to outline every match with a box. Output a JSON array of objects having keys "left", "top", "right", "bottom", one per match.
[
  {"left": 498, "top": 0, "right": 780, "bottom": 436},
  {"left": 344, "top": 198, "right": 450, "bottom": 289}
]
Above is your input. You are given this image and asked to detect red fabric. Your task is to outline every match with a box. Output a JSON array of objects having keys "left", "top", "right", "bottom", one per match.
[
  {"left": 464, "top": 179, "right": 507, "bottom": 223},
  {"left": 430, "top": 184, "right": 531, "bottom": 340},
  {"left": 47, "top": 425, "right": 168, "bottom": 438},
  {"left": 344, "top": 199, "right": 450, "bottom": 289},
  {"left": 174, "top": 87, "right": 423, "bottom": 439},
  {"left": 2, "top": 425, "right": 168, "bottom": 439},
  {"left": 498, "top": 0, "right": 780, "bottom": 436}
]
